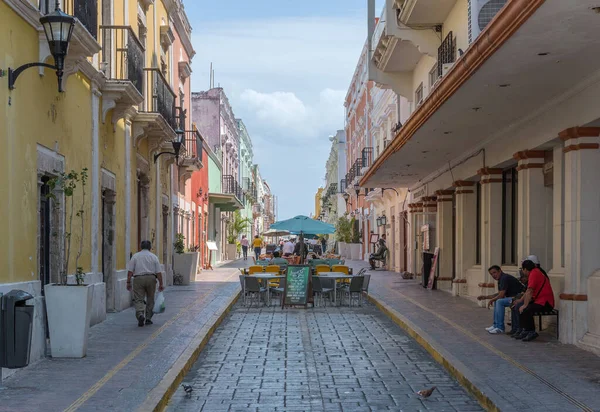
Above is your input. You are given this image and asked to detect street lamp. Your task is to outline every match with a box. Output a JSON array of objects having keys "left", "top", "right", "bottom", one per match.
[
  {"left": 7, "top": 2, "right": 75, "bottom": 92},
  {"left": 154, "top": 129, "right": 185, "bottom": 163},
  {"left": 376, "top": 217, "right": 382, "bottom": 226},
  {"left": 380, "top": 214, "right": 387, "bottom": 226}
]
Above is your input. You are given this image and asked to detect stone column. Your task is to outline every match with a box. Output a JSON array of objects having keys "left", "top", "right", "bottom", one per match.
[
  {"left": 452, "top": 181, "right": 475, "bottom": 296},
  {"left": 548, "top": 145, "right": 565, "bottom": 297},
  {"left": 559, "top": 127, "right": 600, "bottom": 347},
  {"left": 91, "top": 87, "right": 101, "bottom": 275},
  {"left": 514, "top": 150, "right": 548, "bottom": 267},
  {"left": 477, "top": 168, "right": 503, "bottom": 303},
  {"left": 436, "top": 190, "right": 454, "bottom": 292}
]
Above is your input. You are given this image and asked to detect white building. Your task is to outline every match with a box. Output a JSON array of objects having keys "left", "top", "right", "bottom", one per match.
[{"left": 360, "top": 0, "right": 600, "bottom": 354}]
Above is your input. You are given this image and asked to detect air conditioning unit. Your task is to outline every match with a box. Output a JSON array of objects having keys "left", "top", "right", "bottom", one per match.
[{"left": 442, "top": 62, "right": 455, "bottom": 77}]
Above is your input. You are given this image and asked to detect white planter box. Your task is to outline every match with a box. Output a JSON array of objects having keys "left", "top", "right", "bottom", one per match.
[
  {"left": 350, "top": 243, "right": 362, "bottom": 260},
  {"left": 173, "top": 253, "right": 200, "bottom": 285},
  {"left": 45, "top": 284, "right": 93, "bottom": 358},
  {"left": 338, "top": 242, "right": 347, "bottom": 257},
  {"left": 226, "top": 244, "right": 238, "bottom": 260}
]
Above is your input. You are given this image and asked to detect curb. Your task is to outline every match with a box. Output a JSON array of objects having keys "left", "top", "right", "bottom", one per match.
[
  {"left": 367, "top": 293, "right": 501, "bottom": 412},
  {"left": 138, "top": 289, "right": 241, "bottom": 412}
]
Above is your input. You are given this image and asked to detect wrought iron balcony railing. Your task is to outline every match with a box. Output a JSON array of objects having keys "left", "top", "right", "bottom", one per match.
[
  {"left": 142, "top": 68, "right": 177, "bottom": 131},
  {"left": 223, "top": 175, "right": 244, "bottom": 204},
  {"left": 437, "top": 31, "right": 456, "bottom": 77},
  {"left": 361, "top": 147, "right": 373, "bottom": 169},
  {"left": 183, "top": 129, "right": 202, "bottom": 161},
  {"left": 340, "top": 179, "right": 347, "bottom": 193},
  {"left": 99, "top": 26, "right": 144, "bottom": 96},
  {"left": 41, "top": 0, "right": 98, "bottom": 39}
]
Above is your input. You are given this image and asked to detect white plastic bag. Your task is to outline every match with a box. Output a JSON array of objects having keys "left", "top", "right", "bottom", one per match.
[{"left": 153, "top": 291, "right": 165, "bottom": 314}]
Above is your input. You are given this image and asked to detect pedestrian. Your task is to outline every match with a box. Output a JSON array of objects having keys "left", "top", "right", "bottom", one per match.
[
  {"left": 252, "top": 235, "right": 263, "bottom": 260},
  {"left": 321, "top": 236, "right": 328, "bottom": 254},
  {"left": 240, "top": 235, "right": 249, "bottom": 260},
  {"left": 477, "top": 265, "right": 524, "bottom": 334},
  {"left": 517, "top": 259, "right": 555, "bottom": 341},
  {"left": 127, "top": 240, "right": 164, "bottom": 327}
]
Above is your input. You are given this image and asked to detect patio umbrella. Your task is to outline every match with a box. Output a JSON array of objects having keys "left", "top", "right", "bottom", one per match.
[
  {"left": 270, "top": 216, "right": 335, "bottom": 263},
  {"left": 262, "top": 228, "right": 291, "bottom": 237},
  {"left": 270, "top": 215, "right": 335, "bottom": 235}
]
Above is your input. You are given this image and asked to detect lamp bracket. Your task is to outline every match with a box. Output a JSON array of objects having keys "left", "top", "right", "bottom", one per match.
[
  {"left": 381, "top": 187, "right": 400, "bottom": 196},
  {"left": 154, "top": 151, "right": 178, "bottom": 163},
  {"left": 8, "top": 63, "right": 57, "bottom": 90}
]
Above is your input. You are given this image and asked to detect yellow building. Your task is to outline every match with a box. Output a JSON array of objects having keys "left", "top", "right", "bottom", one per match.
[
  {"left": 0, "top": 0, "right": 198, "bottom": 366},
  {"left": 315, "top": 187, "right": 324, "bottom": 218}
]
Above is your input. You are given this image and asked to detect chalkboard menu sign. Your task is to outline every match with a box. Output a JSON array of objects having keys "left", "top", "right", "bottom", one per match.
[{"left": 282, "top": 265, "right": 310, "bottom": 308}]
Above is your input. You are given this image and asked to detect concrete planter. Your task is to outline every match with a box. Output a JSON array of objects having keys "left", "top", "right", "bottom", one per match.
[
  {"left": 350, "top": 243, "right": 362, "bottom": 260},
  {"left": 226, "top": 244, "right": 238, "bottom": 261},
  {"left": 173, "top": 253, "right": 200, "bottom": 285},
  {"left": 338, "top": 242, "right": 348, "bottom": 257},
  {"left": 45, "top": 284, "right": 93, "bottom": 358}
]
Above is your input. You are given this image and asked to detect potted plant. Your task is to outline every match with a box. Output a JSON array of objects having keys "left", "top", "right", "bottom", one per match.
[
  {"left": 335, "top": 216, "right": 352, "bottom": 257},
  {"left": 226, "top": 211, "right": 251, "bottom": 261},
  {"left": 172, "top": 233, "right": 199, "bottom": 286},
  {"left": 44, "top": 169, "right": 94, "bottom": 358},
  {"left": 349, "top": 217, "right": 362, "bottom": 260}
]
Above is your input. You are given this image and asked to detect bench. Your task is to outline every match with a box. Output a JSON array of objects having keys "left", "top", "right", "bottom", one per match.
[
  {"left": 533, "top": 308, "right": 559, "bottom": 339},
  {"left": 370, "top": 250, "right": 388, "bottom": 270}
]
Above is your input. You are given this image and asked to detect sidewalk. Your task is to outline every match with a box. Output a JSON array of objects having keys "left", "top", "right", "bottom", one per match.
[
  {"left": 0, "top": 261, "right": 246, "bottom": 412},
  {"left": 346, "top": 260, "right": 600, "bottom": 412}
]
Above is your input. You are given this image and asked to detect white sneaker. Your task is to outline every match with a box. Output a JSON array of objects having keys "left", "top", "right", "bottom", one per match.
[
  {"left": 485, "top": 326, "right": 495, "bottom": 331},
  {"left": 488, "top": 327, "right": 504, "bottom": 334}
]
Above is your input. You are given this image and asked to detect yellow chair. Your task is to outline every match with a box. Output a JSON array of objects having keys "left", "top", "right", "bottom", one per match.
[
  {"left": 265, "top": 265, "right": 281, "bottom": 287},
  {"left": 248, "top": 265, "right": 263, "bottom": 275},
  {"left": 315, "top": 264, "right": 331, "bottom": 275},
  {"left": 332, "top": 265, "right": 350, "bottom": 284},
  {"left": 332, "top": 265, "right": 349, "bottom": 274}
]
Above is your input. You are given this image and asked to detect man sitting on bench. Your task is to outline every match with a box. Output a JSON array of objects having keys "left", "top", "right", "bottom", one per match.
[
  {"left": 369, "top": 234, "right": 388, "bottom": 269},
  {"left": 517, "top": 259, "right": 555, "bottom": 342}
]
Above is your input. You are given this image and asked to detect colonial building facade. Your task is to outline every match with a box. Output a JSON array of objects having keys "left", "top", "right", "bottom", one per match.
[{"left": 360, "top": 0, "right": 600, "bottom": 355}]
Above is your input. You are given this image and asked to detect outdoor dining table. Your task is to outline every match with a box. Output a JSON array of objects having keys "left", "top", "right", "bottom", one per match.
[
  {"left": 315, "top": 272, "right": 354, "bottom": 305},
  {"left": 248, "top": 274, "right": 285, "bottom": 306}
]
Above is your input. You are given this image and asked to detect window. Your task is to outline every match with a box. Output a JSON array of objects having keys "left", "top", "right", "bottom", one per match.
[
  {"left": 501, "top": 168, "right": 518, "bottom": 265},
  {"left": 475, "top": 182, "right": 481, "bottom": 265},
  {"left": 429, "top": 64, "right": 439, "bottom": 89},
  {"left": 415, "top": 83, "right": 424, "bottom": 106}
]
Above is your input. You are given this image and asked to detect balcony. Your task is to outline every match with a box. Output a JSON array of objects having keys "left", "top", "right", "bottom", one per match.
[
  {"left": 133, "top": 68, "right": 178, "bottom": 147},
  {"left": 395, "top": 0, "right": 458, "bottom": 27},
  {"left": 99, "top": 26, "right": 145, "bottom": 125},
  {"left": 361, "top": 147, "right": 373, "bottom": 172},
  {"left": 179, "top": 129, "right": 203, "bottom": 176},
  {"left": 339, "top": 179, "right": 347, "bottom": 193},
  {"left": 370, "top": 1, "right": 440, "bottom": 100},
  {"left": 223, "top": 175, "right": 244, "bottom": 205}
]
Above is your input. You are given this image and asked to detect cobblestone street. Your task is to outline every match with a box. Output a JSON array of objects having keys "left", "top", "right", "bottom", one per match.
[{"left": 167, "top": 303, "right": 482, "bottom": 412}]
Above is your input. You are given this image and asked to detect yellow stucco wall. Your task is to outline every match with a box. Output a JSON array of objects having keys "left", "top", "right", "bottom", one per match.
[
  {"left": 1, "top": 2, "right": 94, "bottom": 282},
  {"left": 444, "top": 0, "right": 469, "bottom": 55}
]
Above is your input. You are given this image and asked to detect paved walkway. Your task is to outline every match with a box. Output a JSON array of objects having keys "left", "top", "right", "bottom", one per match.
[
  {"left": 348, "top": 260, "right": 600, "bottom": 412},
  {"left": 167, "top": 303, "right": 482, "bottom": 411},
  {"left": 0, "top": 261, "right": 247, "bottom": 412}
]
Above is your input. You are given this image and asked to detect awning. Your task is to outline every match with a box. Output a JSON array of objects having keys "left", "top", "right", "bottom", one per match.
[{"left": 208, "top": 193, "right": 243, "bottom": 212}]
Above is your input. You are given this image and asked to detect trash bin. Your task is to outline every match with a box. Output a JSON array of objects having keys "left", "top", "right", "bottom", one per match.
[
  {"left": 422, "top": 252, "right": 434, "bottom": 288},
  {"left": 0, "top": 290, "right": 34, "bottom": 369}
]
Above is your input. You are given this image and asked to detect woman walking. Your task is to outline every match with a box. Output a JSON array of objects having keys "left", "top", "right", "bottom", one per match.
[
  {"left": 240, "top": 235, "right": 249, "bottom": 260},
  {"left": 252, "top": 235, "right": 263, "bottom": 260}
]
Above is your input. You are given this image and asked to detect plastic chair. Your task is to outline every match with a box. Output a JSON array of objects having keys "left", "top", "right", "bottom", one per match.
[
  {"left": 244, "top": 276, "right": 266, "bottom": 307},
  {"left": 342, "top": 276, "right": 364, "bottom": 306},
  {"left": 315, "top": 264, "right": 330, "bottom": 275},
  {"left": 265, "top": 265, "right": 281, "bottom": 288},
  {"left": 256, "top": 260, "right": 270, "bottom": 266},
  {"left": 332, "top": 265, "right": 350, "bottom": 274},
  {"left": 248, "top": 265, "right": 264, "bottom": 275},
  {"left": 270, "top": 277, "right": 286, "bottom": 305},
  {"left": 312, "top": 276, "right": 333, "bottom": 307},
  {"left": 239, "top": 275, "right": 249, "bottom": 306},
  {"left": 362, "top": 274, "right": 371, "bottom": 296}
]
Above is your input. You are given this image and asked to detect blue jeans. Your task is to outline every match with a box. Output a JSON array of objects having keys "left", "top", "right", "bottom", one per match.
[
  {"left": 493, "top": 297, "right": 513, "bottom": 331},
  {"left": 512, "top": 300, "right": 524, "bottom": 331}
]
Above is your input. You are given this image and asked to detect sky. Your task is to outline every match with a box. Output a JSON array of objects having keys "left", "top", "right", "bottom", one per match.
[{"left": 185, "top": 0, "right": 384, "bottom": 220}]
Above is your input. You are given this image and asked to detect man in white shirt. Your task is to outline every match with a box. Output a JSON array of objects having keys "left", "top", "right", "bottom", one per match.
[
  {"left": 127, "top": 240, "right": 164, "bottom": 327},
  {"left": 282, "top": 239, "right": 294, "bottom": 256}
]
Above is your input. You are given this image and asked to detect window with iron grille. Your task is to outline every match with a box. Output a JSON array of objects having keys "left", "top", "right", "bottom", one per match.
[
  {"left": 437, "top": 31, "right": 455, "bottom": 77},
  {"left": 415, "top": 83, "right": 424, "bottom": 106}
]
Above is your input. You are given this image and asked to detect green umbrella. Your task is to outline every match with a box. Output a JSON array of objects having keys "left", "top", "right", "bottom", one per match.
[{"left": 270, "top": 216, "right": 335, "bottom": 263}]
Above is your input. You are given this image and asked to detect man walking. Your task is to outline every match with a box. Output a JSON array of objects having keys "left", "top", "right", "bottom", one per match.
[
  {"left": 240, "top": 235, "right": 249, "bottom": 260},
  {"left": 477, "top": 265, "right": 524, "bottom": 334},
  {"left": 252, "top": 235, "right": 263, "bottom": 260},
  {"left": 127, "top": 240, "right": 164, "bottom": 327}
]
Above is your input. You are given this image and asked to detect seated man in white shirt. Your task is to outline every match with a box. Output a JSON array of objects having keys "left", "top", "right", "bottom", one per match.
[
  {"left": 127, "top": 240, "right": 165, "bottom": 327},
  {"left": 282, "top": 239, "right": 295, "bottom": 257}
]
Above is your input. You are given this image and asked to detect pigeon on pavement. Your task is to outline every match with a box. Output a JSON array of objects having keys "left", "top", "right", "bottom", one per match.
[
  {"left": 417, "top": 386, "right": 436, "bottom": 398},
  {"left": 182, "top": 384, "right": 193, "bottom": 397}
]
